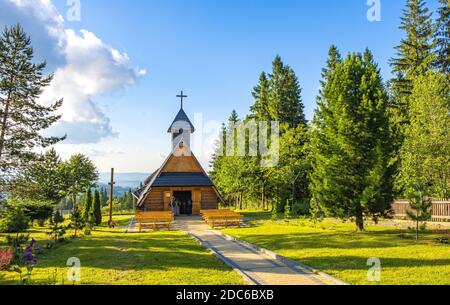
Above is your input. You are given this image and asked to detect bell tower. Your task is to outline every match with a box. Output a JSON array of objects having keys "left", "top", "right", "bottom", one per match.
[{"left": 167, "top": 91, "right": 195, "bottom": 152}]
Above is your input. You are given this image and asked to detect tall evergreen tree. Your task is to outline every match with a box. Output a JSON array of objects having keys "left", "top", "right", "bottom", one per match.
[
  {"left": 314, "top": 45, "right": 342, "bottom": 130},
  {"left": 82, "top": 188, "right": 93, "bottom": 221},
  {"left": 310, "top": 50, "right": 393, "bottom": 232},
  {"left": 250, "top": 73, "right": 270, "bottom": 121},
  {"left": 389, "top": 0, "right": 435, "bottom": 125},
  {"left": 101, "top": 186, "right": 108, "bottom": 206},
  {"left": 434, "top": 0, "right": 450, "bottom": 75},
  {"left": 0, "top": 24, "right": 64, "bottom": 185},
  {"left": 251, "top": 56, "right": 306, "bottom": 128},
  {"left": 93, "top": 189, "right": 102, "bottom": 226}
]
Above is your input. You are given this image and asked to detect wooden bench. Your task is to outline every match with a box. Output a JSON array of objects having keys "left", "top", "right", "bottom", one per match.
[
  {"left": 200, "top": 210, "right": 243, "bottom": 228},
  {"left": 135, "top": 211, "right": 174, "bottom": 232},
  {"left": 200, "top": 209, "right": 231, "bottom": 220}
]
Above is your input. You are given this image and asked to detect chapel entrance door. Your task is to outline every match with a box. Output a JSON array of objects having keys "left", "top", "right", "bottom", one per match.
[{"left": 174, "top": 191, "right": 192, "bottom": 215}]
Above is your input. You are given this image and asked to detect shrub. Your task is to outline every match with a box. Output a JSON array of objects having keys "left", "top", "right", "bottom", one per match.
[
  {"left": 10, "top": 200, "right": 53, "bottom": 226},
  {"left": 6, "top": 234, "right": 30, "bottom": 265},
  {"left": 293, "top": 202, "right": 311, "bottom": 216},
  {"left": 284, "top": 201, "right": 292, "bottom": 220},
  {"left": 47, "top": 211, "right": 67, "bottom": 243},
  {"left": 0, "top": 208, "right": 30, "bottom": 233},
  {"left": 0, "top": 248, "right": 14, "bottom": 270},
  {"left": 53, "top": 210, "right": 65, "bottom": 224},
  {"left": 69, "top": 206, "right": 85, "bottom": 238}
]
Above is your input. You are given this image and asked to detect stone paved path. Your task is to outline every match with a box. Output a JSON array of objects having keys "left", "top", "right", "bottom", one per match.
[{"left": 173, "top": 216, "right": 343, "bottom": 285}]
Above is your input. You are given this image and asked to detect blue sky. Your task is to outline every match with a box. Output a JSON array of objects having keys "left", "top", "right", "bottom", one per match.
[{"left": 0, "top": 0, "right": 441, "bottom": 173}]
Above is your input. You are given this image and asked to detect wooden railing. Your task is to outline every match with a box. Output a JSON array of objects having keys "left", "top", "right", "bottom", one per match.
[{"left": 392, "top": 199, "right": 450, "bottom": 222}]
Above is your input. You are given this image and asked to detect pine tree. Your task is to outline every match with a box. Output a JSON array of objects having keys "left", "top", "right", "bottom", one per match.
[
  {"left": 69, "top": 206, "right": 84, "bottom": 238},
  {"left": 389, "top": 0, "right": 435, "bottom": 125},
  {"left": 0, "top": 24, "right": 64, "bottom": 186},
  {"left": 93, "top": 189, "right": 102, "bottom": 226},
  {"left": 82, "top": 189, "right": 93, "bottom": 221},
  {"left": 310, "top": 50, "right": 393, "bottom": 232},
  {"left": 406, "top": 194, "right": 432, "bottom": 241},
  {"left": 434, "top": 0, "right": 450, "bottom": 75}
]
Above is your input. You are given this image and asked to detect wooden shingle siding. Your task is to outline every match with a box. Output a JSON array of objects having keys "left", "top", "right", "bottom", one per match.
[
  {"left": 143, "top": 189, "right": 164, "bottom": 211},
  {"left": 162, "top": 156, "right": 203, "bottom": 173},
  {"left": 201, "top": 189, "right": 218, "bottom": 210}
]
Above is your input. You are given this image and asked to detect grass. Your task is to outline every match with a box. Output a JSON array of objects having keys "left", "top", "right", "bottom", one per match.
[
  {"left": 0, "top": 215, "right": 245, "bottom": 285},
  {"left": 222, "top": 212, "right": 450, "bottom": 285}
]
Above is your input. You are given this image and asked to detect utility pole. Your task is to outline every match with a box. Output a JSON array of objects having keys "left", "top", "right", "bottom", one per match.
[{"left": 108, "top": 168, "right": 115, "bottom": 228}]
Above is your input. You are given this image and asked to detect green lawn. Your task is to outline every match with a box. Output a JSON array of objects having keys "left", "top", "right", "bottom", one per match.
[
  {"left": 0, "top": 215, "right": 245, "bottom": 285},
  {"left": 222, "top": 212, "right": 450, "bottom": 285}
]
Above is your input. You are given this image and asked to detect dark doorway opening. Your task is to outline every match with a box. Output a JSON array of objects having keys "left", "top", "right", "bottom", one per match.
[{"left": 174, "top": 191, "right": 192, "bottom": 215}]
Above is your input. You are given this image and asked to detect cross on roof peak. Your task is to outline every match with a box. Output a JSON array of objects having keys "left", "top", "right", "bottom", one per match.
[{"left": 176, "top": 90, "right": 188, "bottom": 109}]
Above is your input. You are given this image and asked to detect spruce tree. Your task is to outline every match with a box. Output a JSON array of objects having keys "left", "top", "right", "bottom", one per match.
[
  {"left": 251, "top": 56, "right": 306, "bottom": 128},
  {"left": 82, "top": 189, "right": 93, "bottom": 221},
  {"left": 434, "top": 0, "right": 450, "bottom": 75},
  {"left": 406, "top": 195, "right": 432, "bottom": 240},
  {"left": 389, "top": 0, "right": 435, "bottom": 124},
  {"left": 310, "top": 50, "right": 393, "bottom": 232},
  {"left": 69, "top": 206, "right": 84, "bottom": 238},
  {"left": 314, "top": 45, "right": 342, "bottom": 131},
  {"left": 0, "top": 24, "right": 64, "bottom": 185},
  {"left": 250, "top": 73, "right": 270, "bottom": 121},
  {"left": 93, "top": 189, "right": 102, "bottom": 226},
  {"left": 100, "top": 187, "right": 108, "bottom": 206}
]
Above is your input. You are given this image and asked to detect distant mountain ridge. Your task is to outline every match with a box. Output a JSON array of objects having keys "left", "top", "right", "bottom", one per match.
[{"left": 98, "top": 172, "right": 149, "bottom": 190}]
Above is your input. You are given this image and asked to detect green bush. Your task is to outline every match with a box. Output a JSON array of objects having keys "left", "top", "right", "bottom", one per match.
[
  {"left": 0, "top": 208, "right": 30, "bottom": 233},
  {"left": 292, "top": 202, "right": 310, "bottom": 216},
  {"left": 284, "top": 201, "right": 292, "bottom": 220},
  {"left": 10, "top": 200, "right": 53, "bottom": 225}
]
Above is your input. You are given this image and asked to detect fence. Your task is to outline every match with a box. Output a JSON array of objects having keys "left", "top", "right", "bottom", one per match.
[{"left": 392, "top": 199, "right": 450, "bottom": 222}]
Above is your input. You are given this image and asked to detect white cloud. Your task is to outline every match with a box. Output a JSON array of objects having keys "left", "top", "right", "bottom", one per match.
[{"left": 2, "top": 0, "right": 146, "bottom": 144}]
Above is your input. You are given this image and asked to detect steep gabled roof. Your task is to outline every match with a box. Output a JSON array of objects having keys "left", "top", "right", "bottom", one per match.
[
  {"left": 167, "top": 108, "right": 195, "bottom": 133},
  {"left": 136, "top": 142, "right": 223, "bottom": 207}
]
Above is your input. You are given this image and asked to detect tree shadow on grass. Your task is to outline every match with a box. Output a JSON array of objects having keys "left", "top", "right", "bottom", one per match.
[
  {"left": 1, "top": 231, "right": 242, "bottom": 285},
  {"left": 23, "top": 233, "right": 231, "bottom": 272},
  {"left": 298, "top": 255, "right": 450, "bottom": 272},
  {"left": 236, "top": 231, "right": 416, "bottom": 251}
]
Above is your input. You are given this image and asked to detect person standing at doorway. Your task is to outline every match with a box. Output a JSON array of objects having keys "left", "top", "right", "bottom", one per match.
[{"left": 169, "top": 196, "right": 177, "bottom": 216}]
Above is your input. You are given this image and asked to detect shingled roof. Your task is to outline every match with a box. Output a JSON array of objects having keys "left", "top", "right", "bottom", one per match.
[
  {"left": 152, "top": 172, "right": 214, "bottom": 187},
  {"left": 167, "top": 108, "right": 195, "bottom": 133}
]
